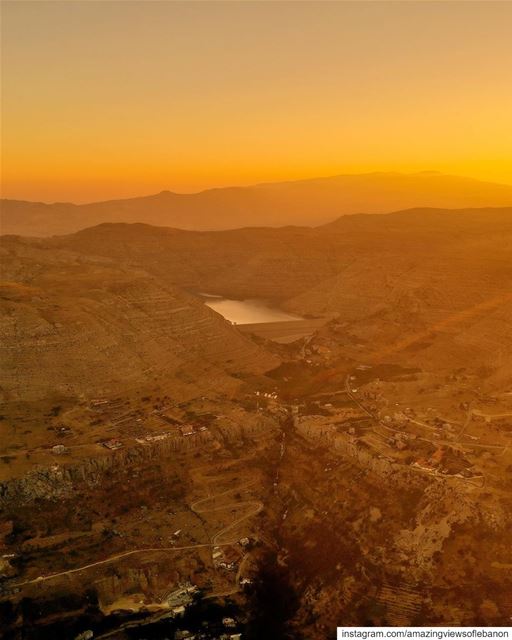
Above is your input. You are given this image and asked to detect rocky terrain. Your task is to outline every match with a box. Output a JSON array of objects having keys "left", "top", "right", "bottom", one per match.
[
  {"left": 0, "top": 236, "right": 278, "bottom": 403},
  {"left": 1, "top": 206, "right": 511, "bottom": 638},
  {"left": 50, "top": 206, "right": 512, "bottom": 386}
]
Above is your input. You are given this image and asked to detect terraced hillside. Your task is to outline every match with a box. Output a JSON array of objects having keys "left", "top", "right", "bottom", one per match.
[
  {"left": 52, "top": 207, "right": 512, "bottom": 383},
  {"left": 0, "top": 237, "right": 279, "bottom": 402},
  {"left": 51, "top": 207, "right": 511, "bottom": 298}
]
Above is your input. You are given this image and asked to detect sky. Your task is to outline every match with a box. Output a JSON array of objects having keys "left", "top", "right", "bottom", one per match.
[{"left": 1, "top": 0, "right": 512, "bottom": 203}]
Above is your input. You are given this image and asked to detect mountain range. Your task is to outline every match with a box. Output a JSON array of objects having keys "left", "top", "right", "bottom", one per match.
[{"left": 2, "top": 171, "right": 512, "bottom": 236}]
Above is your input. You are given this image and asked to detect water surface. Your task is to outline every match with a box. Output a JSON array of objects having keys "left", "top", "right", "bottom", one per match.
[{"left": 202, "top": 296, "right": 302, "bottom": 325}]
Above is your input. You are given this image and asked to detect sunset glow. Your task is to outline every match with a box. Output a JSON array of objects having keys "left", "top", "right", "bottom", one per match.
[
  {"left": 3, "top": 2, "right": 512, "bottom": 634},
  {"left": 2, "top": 0, "right": 512, "bottom": 202}
]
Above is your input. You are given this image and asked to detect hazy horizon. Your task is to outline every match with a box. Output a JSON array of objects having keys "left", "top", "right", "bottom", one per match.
[
  {"left": 2, "top": 1, "right": 512, "bottom": 203},
  {"left": 4, "top": 169, "right": 512, "bottom": 206},
  {"left": 2, "top": 2, "right": 512, "bottom": 635}
]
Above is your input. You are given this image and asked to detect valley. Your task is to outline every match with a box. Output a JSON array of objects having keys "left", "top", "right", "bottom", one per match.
[
  {"left": 3, "top": 1, "right": 512, "bottom": 637},
  {"left": 1, "top": 206, "right": 512, "bottom": 638}
]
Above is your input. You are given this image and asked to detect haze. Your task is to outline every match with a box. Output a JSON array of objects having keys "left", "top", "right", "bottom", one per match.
[
  {"left": 2, "top": 0, "right": 512, "bottom": 203},
  {"left": 2, "top": 1, "right": 512, "bottom": 636}
]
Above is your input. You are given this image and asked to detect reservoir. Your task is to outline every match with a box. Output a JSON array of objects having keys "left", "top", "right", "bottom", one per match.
[{"left": 201, "top": 294, "right": 303, "bottom": 325}]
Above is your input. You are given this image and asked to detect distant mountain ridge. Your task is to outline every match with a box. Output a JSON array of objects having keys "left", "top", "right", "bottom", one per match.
[
  {"left": 2, "top": 172, "right": 512, "bottom": 237},
  {"left": 45, "top": 205, "right": 511, "bottom": 301}
]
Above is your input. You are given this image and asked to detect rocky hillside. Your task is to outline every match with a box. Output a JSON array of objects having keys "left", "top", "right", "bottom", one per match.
[
  {"left": 0, "top": 237, "right": 279, "bottom": 402},
  {"left": 48, "top": 207, "right": 511, "bottom": 305},
  {"left": 282, "top": 209, "right": 512, "bottom": 382},
  {"left": 53, "top": 223, "right": 341, "bottom": 301},
  {"left": 49, "top": 206, "right": 512, "bottom": 383}
]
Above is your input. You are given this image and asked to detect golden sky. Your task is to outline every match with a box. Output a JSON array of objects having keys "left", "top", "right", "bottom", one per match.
[{"left": 1, "top": 1, "right": 512, "bottom": 203}]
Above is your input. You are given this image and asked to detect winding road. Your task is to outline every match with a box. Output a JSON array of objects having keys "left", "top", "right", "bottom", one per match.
[
  {"left": 13, "top": 483, "right": 263, "bottom": 589},
  {"left": 190, "top": 481, "right": 263, "bottom": 546}
]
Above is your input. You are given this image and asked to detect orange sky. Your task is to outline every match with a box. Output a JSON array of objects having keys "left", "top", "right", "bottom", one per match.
[{"left": 1, "top": 1, "right": 512, "bottom": 203}]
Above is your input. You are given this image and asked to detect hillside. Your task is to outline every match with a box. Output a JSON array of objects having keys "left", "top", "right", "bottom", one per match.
[
  {"left": 52, "top": 205, "right": 512, "bottom": 293},
  {"left": 49, "top": 206, "right": 512, "bottom": 384},
  {"left": 0, "top": 237, "right": 278, "bottom": 402},
  {"left": 2, "top": 172, "right": 512, "bottom": 236},
  {"left": 2, "top": 207, "right": 512, "bottom": 636}
]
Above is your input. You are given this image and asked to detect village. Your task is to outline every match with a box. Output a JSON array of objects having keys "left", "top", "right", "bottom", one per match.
[
  {"left": 284, "top": 362, "right": 512, "bottom": 489},
  {"left": 1, "top": 336, "right": 511, "bottom": 637}
]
